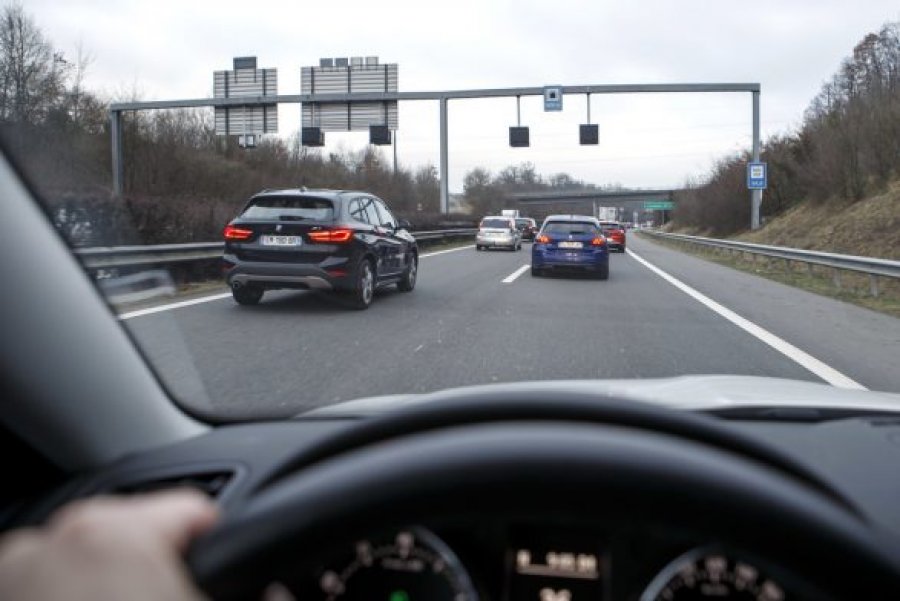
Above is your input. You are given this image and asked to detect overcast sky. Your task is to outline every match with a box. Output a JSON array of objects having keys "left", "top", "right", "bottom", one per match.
[{"left": 23, "top": 0, "right": 900, "bottom": 192}]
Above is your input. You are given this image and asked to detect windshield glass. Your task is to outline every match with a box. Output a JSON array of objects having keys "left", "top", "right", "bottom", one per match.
[
  {"left": 241, "top": 196, "right": 334, "bottom": 221},
  {"left": 4, "top": 1, "right": 900, "bottom": 421},
  {"left": 481, "top": 219, "right": 511, "bottom": 229},
  {"left": 543, "top": 222, "right": 599, "bottom": 236}
]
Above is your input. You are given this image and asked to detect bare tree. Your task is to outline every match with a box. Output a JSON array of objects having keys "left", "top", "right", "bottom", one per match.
[
  {"left": 0, "top": 3, "right": 68, "bottom": 123},
  {"left": 675, "top": 20, "right": 900, "bottom": 234}
]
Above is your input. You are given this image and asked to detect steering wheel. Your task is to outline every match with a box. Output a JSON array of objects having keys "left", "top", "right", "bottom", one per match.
[{"left": 188, "top": 388, "right": 900, "bottom": 599}]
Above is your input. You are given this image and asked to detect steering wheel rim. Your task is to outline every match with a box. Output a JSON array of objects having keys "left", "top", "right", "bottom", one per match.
[{"left": 189, "top": 392, "right": 900, "bottom": 599}]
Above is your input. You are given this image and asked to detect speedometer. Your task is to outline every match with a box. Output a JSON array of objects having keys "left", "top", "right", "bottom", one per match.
[
  {"left": 641, "top": 548, "right": 786, "bottom": 601},
  {"left": 317, "top": 528, "right": 478, "bottom": 601}
]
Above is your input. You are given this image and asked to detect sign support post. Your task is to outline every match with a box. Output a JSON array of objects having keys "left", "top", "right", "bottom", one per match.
[
  {"left": 439, "top": 97, "right": 449, "bottom": 214},
  {"left": 751, "top": 90, "right": 762, "bottom": 230}
]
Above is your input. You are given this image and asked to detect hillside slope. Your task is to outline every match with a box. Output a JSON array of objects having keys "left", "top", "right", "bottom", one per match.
[{"left": 735, "top": 180, "right": 900, "bottom": 260}]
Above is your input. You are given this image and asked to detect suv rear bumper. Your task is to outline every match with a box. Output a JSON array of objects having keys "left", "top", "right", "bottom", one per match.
[{"left": 223, "top": 254, "right": 353, "bottom": 291}]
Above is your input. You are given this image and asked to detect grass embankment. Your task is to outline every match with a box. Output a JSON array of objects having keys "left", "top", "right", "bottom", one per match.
[{"left": 657, "top": 181, "right": 900, "bottom": 318}]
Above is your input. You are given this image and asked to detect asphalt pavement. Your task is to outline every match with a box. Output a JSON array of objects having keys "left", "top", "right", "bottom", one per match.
[{"left": 122, "top": 236, "right": 900, "bottom": 418}]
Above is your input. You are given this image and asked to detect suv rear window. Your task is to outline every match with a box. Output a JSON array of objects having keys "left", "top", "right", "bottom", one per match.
[
  {"left": 481, "top": 218, "right": 512, "bottom": 229},
  {"left": 241, "top": 196, "right": 334, "bottom": 221},
  {"left": 543, "top": 222, "right": 599, "bottom": 236}
]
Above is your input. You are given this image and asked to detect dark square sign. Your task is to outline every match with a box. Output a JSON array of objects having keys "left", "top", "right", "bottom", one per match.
[
  {"left": 370, "top": 125, "right": 392, "bottom": 145},
  {"left": 510, "top": 126, "right": 530, "bottom": 147}
]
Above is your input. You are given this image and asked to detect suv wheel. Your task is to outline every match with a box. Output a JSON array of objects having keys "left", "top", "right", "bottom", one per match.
[
  {"left": 232, "top": 284, "right": 264, "bottom": 306},
  {"left": 397, "top": 254, "right": 417, "bottom": 292},
  {"left": 349, "top": 259, "right": 375, "bottom": 310}
]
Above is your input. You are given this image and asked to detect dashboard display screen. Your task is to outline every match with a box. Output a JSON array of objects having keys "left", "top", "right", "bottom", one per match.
[{"left": 505, "top": 528, "right": 606, "bottom": 601}]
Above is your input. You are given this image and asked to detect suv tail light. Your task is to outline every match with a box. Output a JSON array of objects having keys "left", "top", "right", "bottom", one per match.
[
  {"left": 308, "top": 228, "right": 354, "bottom": 243},
  {"left": 536, "top": 234, "right": 551, "bottom": 244},
  {"left": 224, "top": 225, "right": 253, "bottom": 240},
  {"left": 591, "top": 236, "right": 606, "bottom": 246}
]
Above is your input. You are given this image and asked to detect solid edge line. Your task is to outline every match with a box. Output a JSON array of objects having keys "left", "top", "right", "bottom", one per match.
[
  {"left": 119, "top": 245, "right": 474, "bottom": 319},
  {"left": 421, "top": 244, "right": 475, "bottom": 258},
  {"left": 118, "top": 293, "right": 232, "bottom": 320},
  {"left": 626, "top": 248, "right": 867, "bottom": 390},
  {"left": 502, "top": 264, "right": 531, "bottom": 284}
]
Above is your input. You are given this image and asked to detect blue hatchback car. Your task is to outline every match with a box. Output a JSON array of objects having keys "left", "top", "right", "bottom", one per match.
[{"left": 531, "top": 215, "right": 610, "bottom": 279}]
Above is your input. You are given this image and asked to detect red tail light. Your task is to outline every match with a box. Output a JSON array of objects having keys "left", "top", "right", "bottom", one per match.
[
  {"left": 536, "top": 234, "right": 551, "bottom": 244},
  {"left": 308, "top": 228, "right": 354, "bottom": 243},
  {"left": 223, "top": 225, "right": 253, "bottom": 240},
  {"left": 591, "top": 236, "right": 606, "bottom": 246}
]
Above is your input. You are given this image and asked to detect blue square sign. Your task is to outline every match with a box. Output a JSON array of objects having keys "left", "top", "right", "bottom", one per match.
[
  {"left": 543, "top": 86, "right": 563, "bottom": 111},
  {"left": 747, "top": 162, "right": 767, "bottom": 189}
]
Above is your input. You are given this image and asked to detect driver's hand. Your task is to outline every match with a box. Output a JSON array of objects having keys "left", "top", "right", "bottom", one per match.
[{"left": 0, "top": 489, "right": 219, "bottom": 601}]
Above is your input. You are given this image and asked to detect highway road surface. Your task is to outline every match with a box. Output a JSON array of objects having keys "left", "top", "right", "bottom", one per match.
[{"left": 121, "top": 234, "right": 900, "bottom": 419}]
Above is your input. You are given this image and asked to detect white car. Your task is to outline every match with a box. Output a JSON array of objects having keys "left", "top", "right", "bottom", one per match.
[{"left": 476, "top": 216, "right": 522, "bottom": 251}]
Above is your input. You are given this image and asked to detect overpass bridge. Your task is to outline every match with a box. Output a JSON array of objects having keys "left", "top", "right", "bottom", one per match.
[{"left": 507, "top": 189, "right": 678, "bottom": 222}]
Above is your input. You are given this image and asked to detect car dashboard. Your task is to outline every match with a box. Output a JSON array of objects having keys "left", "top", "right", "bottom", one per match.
[
  {"left": 10, "top": 410, "right": 900, "bottom": 600},
  {"left": 277, "top": 517, "right": 803, "bottom": 600}
]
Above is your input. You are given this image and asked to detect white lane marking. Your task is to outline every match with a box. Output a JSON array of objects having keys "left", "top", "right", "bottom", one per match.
[
  {"left": 627, "top": 248, "right": 867, "bottom": 390},
  {"left": 502, "top": 264, "right": 531, "bottom": 284},
  {"left": 421, "top": 244, "right": 475, "bottom": 258},
  {"left": 118, "top": 293, "right": 232, "bottom": 321},
  {"left": 118, "top": 244, "right": 475, "bottom": 320}
]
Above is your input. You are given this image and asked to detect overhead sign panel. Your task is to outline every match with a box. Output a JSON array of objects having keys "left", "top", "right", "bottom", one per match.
[
  {"left": 579, "top": 124, "right": 598, "bottom": 145},
  {"left": 644, "top": 201, "right": 674, "bottom": 210},
  {"left": 213, "top": 57, "right": 278, "bottom": 136},
  {"left": 543, "top": 86, "right": 563, "bottom": 111},
  {"left": 509, "top": 126, "right": 530, "bottom": 147},
  {"left": 301, "top": 58, "right": 399, "bottom": 132}
]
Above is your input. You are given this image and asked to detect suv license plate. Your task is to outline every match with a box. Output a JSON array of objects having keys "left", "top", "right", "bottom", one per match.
[
  {"left": 261, "top": 235, "right": 302, "bottom": 247},
  {"left": 558, "top": 241, "right": 583, "bottom": 249}
]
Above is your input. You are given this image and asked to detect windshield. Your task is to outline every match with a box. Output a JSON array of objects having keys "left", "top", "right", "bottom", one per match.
[
  {"left": 543, "top": 222, "right": 599, "bottom": 236},
  {"left": 481, "top": 219, "right": 512, "bottom": 229},
  {"left": 241, "top": 196, "right": 334, "bottom": 221},
  {"left": 3, "top": 1, "right": 900, "bottom": 421}
]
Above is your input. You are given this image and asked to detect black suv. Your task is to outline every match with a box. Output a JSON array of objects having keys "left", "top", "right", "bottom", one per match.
[{"left": 223, "top": 189, "right": 417, "bottom": 309}]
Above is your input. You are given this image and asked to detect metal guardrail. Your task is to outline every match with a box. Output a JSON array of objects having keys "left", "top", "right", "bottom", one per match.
[
  {"left": 74, "top": 229, "right": 477, "bottom": 270},
  {"left": 642, "top": 230, "right": 900, "bottom": 297},
  {"left": 407, "top": 228, "right": 477, "bottom": 241}
]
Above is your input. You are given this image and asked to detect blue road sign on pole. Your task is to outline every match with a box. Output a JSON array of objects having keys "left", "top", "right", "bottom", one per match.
[
  {"left": 747, "top": 161, "right": 767, "bottom": 189},
  {"left": 543, "top": 86, "right": 563, "bottom": 111}
]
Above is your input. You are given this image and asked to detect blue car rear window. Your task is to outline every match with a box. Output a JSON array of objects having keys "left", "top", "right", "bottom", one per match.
[{"left": 543, "top": 222, "right": 599, "bottom": 236}]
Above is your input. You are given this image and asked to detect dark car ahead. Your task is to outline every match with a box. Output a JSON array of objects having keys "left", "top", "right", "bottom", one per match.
[
  {"left": 516, "top": 217, "right": 538, "bottom": 241},
  {"left": 531, "top": 215, "right": 609, "bottom": 279},
  {"left": 222, "top": 189, "right": 417, "bottom": 309}
]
